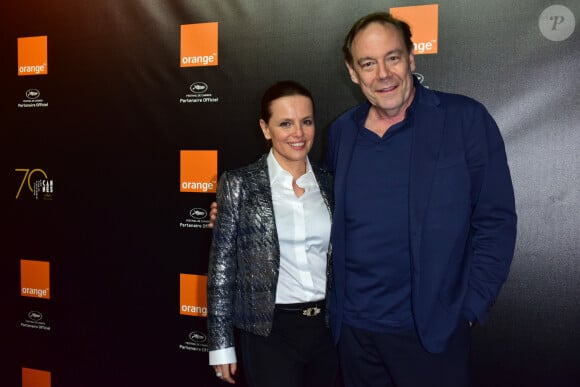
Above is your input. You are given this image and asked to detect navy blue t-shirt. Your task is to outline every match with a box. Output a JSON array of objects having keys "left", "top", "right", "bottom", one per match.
[{"left": 343, "top": 110, "right": 414, "bottom": 333}]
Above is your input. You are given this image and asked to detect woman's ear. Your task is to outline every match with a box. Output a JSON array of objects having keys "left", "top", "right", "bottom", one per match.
[{"left": 259, "top": 119, "right": 271, "bottom": 140}]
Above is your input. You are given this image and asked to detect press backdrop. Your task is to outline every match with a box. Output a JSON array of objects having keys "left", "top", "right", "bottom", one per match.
[{"left": 1, "top": 1, "right": 579, "bottom": 386}]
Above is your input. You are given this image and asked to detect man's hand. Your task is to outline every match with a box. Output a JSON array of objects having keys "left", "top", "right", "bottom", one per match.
[{"left": 208, "top": 202, "right": 218, "bottom": 229}]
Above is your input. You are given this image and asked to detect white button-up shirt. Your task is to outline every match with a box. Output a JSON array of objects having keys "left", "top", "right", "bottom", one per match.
[{"left": 268, "top": 150, "right": 330, "bottom": 303}]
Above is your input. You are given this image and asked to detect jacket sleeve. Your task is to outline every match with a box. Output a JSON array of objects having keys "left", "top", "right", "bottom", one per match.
[
  {"left": 463, "top": 104, "right": 517, "bottom": 324},
  {"left": 207, "top": 171, "right": 240, "bottom": 351}
]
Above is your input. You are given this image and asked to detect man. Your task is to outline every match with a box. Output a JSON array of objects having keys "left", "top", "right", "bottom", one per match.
[{"left": 323, "top": 12, "right": 517, "bottom": 387}]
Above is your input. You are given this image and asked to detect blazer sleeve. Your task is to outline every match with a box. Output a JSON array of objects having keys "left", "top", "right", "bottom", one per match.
[
  {"left": 207, "top": 171, "right": 240, "bottom": 351},
  {"left": 463, "top": 103, "right": 517, "bottom": 324}
]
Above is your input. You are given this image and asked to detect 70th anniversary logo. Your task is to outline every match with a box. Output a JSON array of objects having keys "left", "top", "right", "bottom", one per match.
[{"left": 14, "top": 168, "right": 54, "bottom": 200}]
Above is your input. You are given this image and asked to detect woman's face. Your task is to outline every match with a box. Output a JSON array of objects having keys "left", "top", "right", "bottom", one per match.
[{"left": 260, "top": 95, "right": 314, "bottom": 172}]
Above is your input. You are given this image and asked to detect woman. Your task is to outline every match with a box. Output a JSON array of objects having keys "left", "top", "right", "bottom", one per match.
[{"left": 207, "top": 80, "right": 338, "bottom": 387}]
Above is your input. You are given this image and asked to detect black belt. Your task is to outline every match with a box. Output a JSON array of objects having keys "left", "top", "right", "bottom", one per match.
[{"left": 275, "top": 300, "right": 325, "bottom": 317}]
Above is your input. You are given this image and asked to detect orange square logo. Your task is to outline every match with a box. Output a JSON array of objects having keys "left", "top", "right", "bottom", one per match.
[
  {"left": 18, "top": 36, "right": 48, "bottom": 76},
  {"left": 180, "top": 150, "right": 218, "bottom": 193},
  {"left": 22, "top": 367, "right": 51, "bottom": 387},
  {"left": 180, "top": 274, "right": 208, "bottom": 317},
  {"left": 180, "top": 22, "right": 219, "bottom": 67},
  {"left": 20, "top": 260, "right": 50, "bottom": 299},
  {"left": 391, "top": 4, "right": 438, "bottom": 55}
]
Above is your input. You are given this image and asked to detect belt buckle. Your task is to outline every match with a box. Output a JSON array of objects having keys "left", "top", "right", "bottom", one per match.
[{"left": 302, "top": 306, "right": 321, "bottom": 317}]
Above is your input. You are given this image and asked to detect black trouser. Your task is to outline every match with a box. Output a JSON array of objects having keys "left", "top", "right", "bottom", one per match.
[
  {"left": 240, "top": 303, "right": 339, "bottom": 387},
  {"left": 338, "top": 321, "right": 472, "bottom": 387}
]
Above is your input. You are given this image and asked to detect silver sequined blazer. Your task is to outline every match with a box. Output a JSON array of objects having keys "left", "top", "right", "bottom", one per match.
[{"left": 207, "top": 153, "right": 334, "bottom": 352}]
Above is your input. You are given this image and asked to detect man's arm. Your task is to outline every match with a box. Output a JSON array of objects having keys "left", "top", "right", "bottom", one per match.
[{"left": 463, "top": 105, "right": 517, "bottom": 324}]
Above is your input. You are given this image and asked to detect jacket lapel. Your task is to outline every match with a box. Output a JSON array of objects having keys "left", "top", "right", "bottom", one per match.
[
  {"left": 333, "top": 111, "right": 360, "bottom": 230},
  {"left": 255, "top": 154, "right": 276, "bottom": 225},
  {"left": 409, "top": 100, "right": 444, "bottom": 260}
]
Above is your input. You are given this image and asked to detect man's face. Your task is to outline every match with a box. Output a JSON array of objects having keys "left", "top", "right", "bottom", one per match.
[{"left": 346, "top": 22, "right": 416, "bottom": 119}]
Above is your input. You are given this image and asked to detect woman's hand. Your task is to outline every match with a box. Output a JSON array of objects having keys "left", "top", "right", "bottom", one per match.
[{"left": 213, "top": 362, "right": 237, "bottom": 384}]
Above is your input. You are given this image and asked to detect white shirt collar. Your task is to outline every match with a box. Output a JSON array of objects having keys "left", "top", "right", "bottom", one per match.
[{"left": 266, "top": 149, "right": 316, "bottom": 189}]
